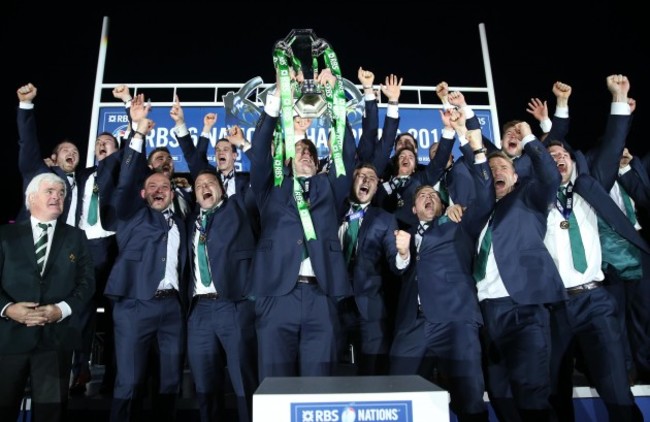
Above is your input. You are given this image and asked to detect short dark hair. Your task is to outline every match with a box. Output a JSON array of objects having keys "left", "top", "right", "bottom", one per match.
[
  {"left": 215, "top": 138, "right": 237, "bottom": 153},
  {"left": 546, "top": 139, "right": 575, "bottom": 159},
  {"left": 413, "top": 184, "right": 439, "bottom": 201},
  {"left": 147, "top": 147, "right": 171, "bottom": 165},
  {"left": 51, "top": 139, "right": 77, "bottom": 156},
  {"left": 502, "top": 120, "right": 522, "bottom": 134},
  {"left": 487, "top": 150, "right": 515, "bottom": 171},
  {"left": 354, "top": 162, "right": 378, "bottom": 177},
  {"left": 97, "top": 131, "right": 119, "bottom": 148},
  {"left": 394, "top": 132, "right": 417, "bottom": 149},
  {"left": 391, "top": 145, "right": 417, "bottom": 176},
  {"left": 195, "top": 168, "right": 226, "bottom": 199}
]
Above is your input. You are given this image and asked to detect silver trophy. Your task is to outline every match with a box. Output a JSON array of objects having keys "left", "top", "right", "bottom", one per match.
[{"left": 277, "top": 29, "right": 329, "bottom": 119}]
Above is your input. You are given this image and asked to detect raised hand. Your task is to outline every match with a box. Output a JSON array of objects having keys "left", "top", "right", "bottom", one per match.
[
  {"left": 380, "top": 74, "right": 403, "bottom": 103},
  {"left": 526, "top": 98, "right": 548, "bottom": 123},
  {"left": 112, "top": 84, "right": 132, "bottom": 102},
  {"left": 17, "top": 83, "right": 37, "bottom": 103},
  {"left": 607, "top": 74, "right": 630, "bottom": 103},
  {"left": 169, "top": 95, "right": 184, "bottom": 125}
]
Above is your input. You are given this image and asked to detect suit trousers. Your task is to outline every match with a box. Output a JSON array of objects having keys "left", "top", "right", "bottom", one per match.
[
  {"left": 549, "top": 287, "right": 642, "bottom": 422},
  {"left": 187, "top": 298, "right": 258, "bottom": 422},
  {"left": 255, "top": 282, "right": 339, "bottom": 380},
  {"left": 0, "top": 348, "right": 72, "bottom": 422},
  {"left": 110, "top": 295, "right": 185, "bottom": 422},
  {"left": 479, "top": 297, "right": 552, "bottom": 415}
]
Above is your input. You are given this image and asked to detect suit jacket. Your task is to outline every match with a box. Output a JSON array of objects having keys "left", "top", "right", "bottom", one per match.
[
  {"left": 16, "top": 107, "right": 80, "bottom": 225},
  {"left": 619, "top": 156, "right": 650, "bottom": 210},
  {"left": 186, "top": 197, "right": 256, "bottom": 307},
  {"left": 436, "top": 135, "right": 479, "bottom": 207},
  {"left": 104, "top": 146, "right": 188, "bottom": 307},
  {"left": 395, "top": 159, "right": 494, "bottom": 329},
  {"left": 349, "top": 207, "right": 401, "bottom": 297},
  {"left": 357, "top": 99, "right": 400, "bottom": 175},
  {"left": 490, "top": 139, "right": 568, "bottom": 305},
  {"left": 248, "top": 111, "right": 355, "bottom": 298},
  {"left": 553, "top": 113, "right": 649, "bottom": 257},
  {"left": 0, "top": 221, "right": 95, "bottom": 353}
]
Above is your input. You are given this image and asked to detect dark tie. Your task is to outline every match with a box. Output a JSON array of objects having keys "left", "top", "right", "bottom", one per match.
[
  {"left": 558, "top": 186, "right": 587, "bottom": 273},
  {"left": 344, "top": 204, "right": 362, "bottom": 265},
  {"left": 171, "top": 183, "right": 184, "bottom": 217},
  {"left": 163, "top": 209, "right": 174, "bottom": 230},
  {"left": 437, "top": 181, "right": 450, "bottom": 207},
  {"left": 66, "top": 173, "right": 76, "bottom": 191},
  {"left": 87, "top": 175, "right": 99, "bottom": 226},
  {"left": 473, "top": 222, "right": 492, "bottom": 282},
  {"left": 417, "top": 222, "right": 429, "bottom": 237},
  {"left": 619, "top": 185, "right": 638, "bottom": 225},
  {"left": 389, "top": 176, "right": 408, "bottom": 192},
  {"left": 222, "top": 171, "right": 235, "bottom": 195},
  {"left": 196, "top": 211, "right": 212, "bottom": 287},
  {"left": 35, "top": 223, "right": 51, "bottom": 274},
  {"left": 415, "top": 222, "right": 430, "bottom": 252}
]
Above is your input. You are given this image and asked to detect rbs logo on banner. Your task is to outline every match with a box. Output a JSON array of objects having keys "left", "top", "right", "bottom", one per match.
[{"left": 291, "top": 401, "right": 412, "bottom": 422}]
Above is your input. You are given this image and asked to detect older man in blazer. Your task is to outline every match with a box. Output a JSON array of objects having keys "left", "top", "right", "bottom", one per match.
[{"left": 0, "top": 172, "right": 95, "bottom": 422}]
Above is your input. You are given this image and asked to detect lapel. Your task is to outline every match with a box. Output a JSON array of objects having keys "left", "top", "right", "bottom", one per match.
[
  {"left": 356, "top": 205, "right": 376, "bottom": 249},
  {"left": 18, "top": 221, "right": 40, "bottom": 275},
  {"left": 42, "top": 223, "right": 67, "bottom": 278}
]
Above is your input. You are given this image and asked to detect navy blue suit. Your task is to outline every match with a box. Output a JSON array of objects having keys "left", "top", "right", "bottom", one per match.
[
  {"left": 249, "top": 110, "right": 355, "bottom": 379},
  {"left": 104, "top": 145, "right": 188, "bottom": 422},
  {"left": 389, "top": 157, "right": 493, "bottom": 421},
  {"left": 478, "top": 139, "right": 566, "bottom": 420},
  {"left": 546, "top": 113, "right": 647, "bottom": 422},
  {"left": 356, "top": 99, "right": 400, "bottom": 174},
  {"left": 185, "top": 198, "right": 257, "bottom": 422},
  {"left": 339, "top": 205, "right": 402, "bottom": 375},
  {"left": 617, "top": 158, "right": 650, "bottom": 377},
  {"left": 68, "top": 149, "right": 123, "bottom": 390}
]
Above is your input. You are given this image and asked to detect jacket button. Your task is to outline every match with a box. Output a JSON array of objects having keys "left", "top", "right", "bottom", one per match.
[
  {"left": 297, "top": 239, "right": 303, "bottom": 245},
  {"left": 162, "top": 257, "right": 166, "bottom": 262}
]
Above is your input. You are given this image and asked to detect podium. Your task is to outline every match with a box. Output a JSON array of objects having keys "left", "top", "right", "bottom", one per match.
[{"left": 253, "top": 375, "right": 449, "bottom": 422}]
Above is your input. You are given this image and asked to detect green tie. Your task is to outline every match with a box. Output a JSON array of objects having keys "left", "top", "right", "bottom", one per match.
[
  {"left": 197, "top": 211, "right": 212, "bottom": 287},
  {"left": 619, "top": 185, "right": 638, "bottom": 226},
  {"left": 558, "top": 187, "right": 588, "bottom": 273},
  {"left": 87, "top": 181, "right": 99, "bottom": 226},
  {"left": 473, "top": 224, "right": 492, "bottom": 282},
  {"left": 437, "top": 182, "right": 450, "bottom": 207},
  {"left": 344, "top": 204, "right": 362, "bottom": 265},
  {"left": 35, "top": 223, "right": 51, "bottom": 274}
]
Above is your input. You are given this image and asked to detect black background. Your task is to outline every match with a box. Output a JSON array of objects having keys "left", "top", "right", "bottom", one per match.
[{"left": 2, "top": 3, "right": 648, "bottom": 224}]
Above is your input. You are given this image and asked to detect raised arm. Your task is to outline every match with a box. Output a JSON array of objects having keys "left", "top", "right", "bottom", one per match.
[
  {"left": 356, "top": 67, "right": 379, "bottom": 164},
  {"left": 588, "top": 75, "right": 632, "bottom": 191},
  {"left": 16, "top": 83, "right": 49, "bottom": 179}
]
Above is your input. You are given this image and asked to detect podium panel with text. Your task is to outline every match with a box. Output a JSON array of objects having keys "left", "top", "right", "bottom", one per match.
[{"left": 253, "top": 375, "right": 449, "bottom": 422}]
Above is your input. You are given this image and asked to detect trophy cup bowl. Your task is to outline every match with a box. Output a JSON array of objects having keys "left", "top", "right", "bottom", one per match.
[{"left": 280, "top": 29, "right": 329, "bottom": 119}]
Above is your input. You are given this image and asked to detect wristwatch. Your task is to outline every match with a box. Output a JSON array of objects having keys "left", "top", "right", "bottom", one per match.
[{"left": 473, "top": 147, "right": 487, "bottom": 155}]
